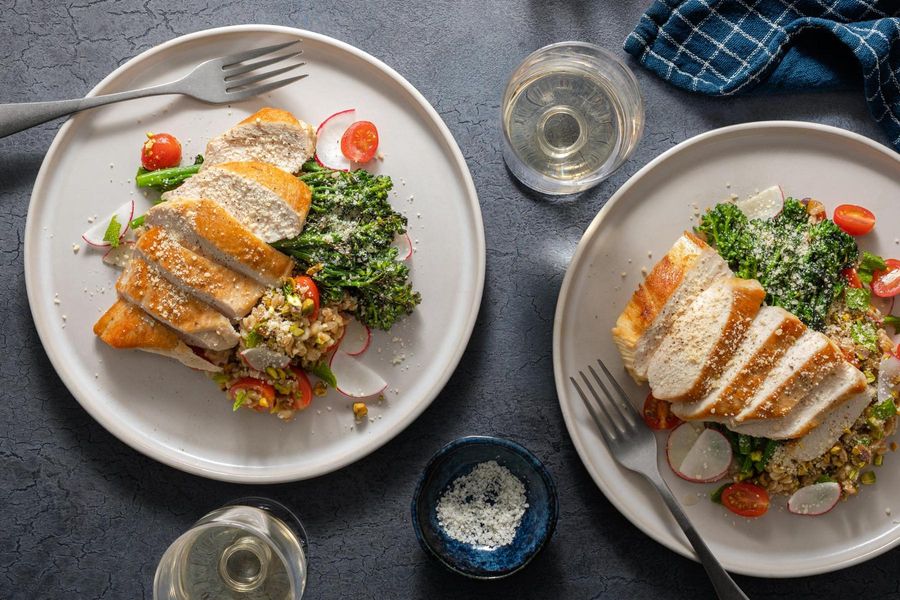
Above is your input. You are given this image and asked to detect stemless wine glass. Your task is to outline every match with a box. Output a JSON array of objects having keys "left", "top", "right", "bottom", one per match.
[
  {"left": 501, "top": 41, "right": 644, "bottom": 195},
  {"left": 154, "top": 497, "right": 308, "bottom": 600}
]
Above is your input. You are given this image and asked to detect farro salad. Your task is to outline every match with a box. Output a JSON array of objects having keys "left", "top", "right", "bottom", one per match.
[{"left": 642, "top": 188, "right": 900, "bottom": 518}]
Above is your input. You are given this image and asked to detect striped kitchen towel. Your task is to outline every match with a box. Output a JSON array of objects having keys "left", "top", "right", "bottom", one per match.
[{"left": 624, "top": 1, "right": 900, "bottom": 149}]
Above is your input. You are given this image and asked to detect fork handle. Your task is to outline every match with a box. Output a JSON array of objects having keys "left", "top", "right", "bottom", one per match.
[
  {"left": 645, "top": 473, "right": 750, "bottom": 600},
  {"left": 0, "top": 81, "right": 180, "bottom": 139}
]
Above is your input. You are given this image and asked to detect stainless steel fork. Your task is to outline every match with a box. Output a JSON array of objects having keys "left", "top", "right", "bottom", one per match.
[
  {"left": 571, "top": 359, "right": 750, "bottom": 600},
  {"left": 0, "top": 41, "right": 308, "bottom": 138}
]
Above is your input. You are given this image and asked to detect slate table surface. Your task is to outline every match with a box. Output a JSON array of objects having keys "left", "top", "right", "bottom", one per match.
[{"left": 2, "top": 1, "right": 897, "bottom": 598}]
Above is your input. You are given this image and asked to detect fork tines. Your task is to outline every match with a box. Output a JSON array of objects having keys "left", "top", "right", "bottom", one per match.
[
  {"left": 570, "top": 359, "right": 639, "bottom": 443},
  {"left": 219, "top": 41, "right": 308, "bottom": 96}
]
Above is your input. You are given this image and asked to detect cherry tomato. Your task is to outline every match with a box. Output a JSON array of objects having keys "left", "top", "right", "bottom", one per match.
[
  {"left": 140, "top": 132, "right": 182, "bottom": 171},
  {"left": 228, "top": 377, "right": 276, "bottom": 412},
  {"left": 833, "top": 204, "right": 876, "bottom": 236},
  {"left": 289, "top": 368, "right": 314, "bottom": 411},
  {"left": 340, "top": 121, "right": 379, "bottom": 163},
  {"left": 293, "top": 275, "right": 320, "bottom": 320},
  {"left": 720, "top": 483, "right": 770, "bottom": 518},
  {"left": 842, "top": 268, "right": 863, "bottom": 289},
  {"left": 872, "top": 259, "right": 900, "bottom": 298},
  {"left": 642, "top": 393, "right": 682, "bottom": 430}
]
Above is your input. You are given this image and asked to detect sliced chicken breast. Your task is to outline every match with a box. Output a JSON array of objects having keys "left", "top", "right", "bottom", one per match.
[
  {"left": 646, "top": 276, "right": 766, "bottom": 403},
  {"left": 94, "top": 300, "right": 221, "bottom": 372},
  {"left": 135, "top": 226, "right": 266, "bottom": 320},
  {"left": 672, "top": 306, "right": 805, "bottom": 420},
  {"left": 117, "top": 257, "right": 240, "bottom": 351},
  {"left": 146, "top": 199, "right": 293, "bottom": 286},
  {"left": 728, "top": 330, "right": 844, "bottom": 423},
  {"left": 612, "top": 232, "right": 731, "bottom": 382},
  {"left": 162, "top": 161, "right": 311, "bottom": 242},
  {"left": 730, "top": 362, "right": 868, "bottom": 439},
  {"left": 202, "top": 107, "right": 316, "bottom": 174},
  {"left": 771, "top": 389, "right": 873, "bottom": 464}
]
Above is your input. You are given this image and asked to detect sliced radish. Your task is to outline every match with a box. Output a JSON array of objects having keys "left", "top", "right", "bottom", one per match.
[
  {"left": 872, "top": 294, "right": 895, "bottom": 317},
  {"left": 787, "top": 482, "right": 841, "bottom": 516},
  {"left": 877, "top": 355, "right": 900, "bottom": 404},
  {"left": 315, "top": 109, "right": 356, "bottom": 171},
  {"left": 675, "top": 429, "right": 732, "bottom": 482},
  {"left": 82, "top": 200, "right": 135, "bottom": 248},
  {"left": 736, "top": 186, "right": 783, "bottom": 221},
  {"left": 102, "top": 240, "right": 134, "bottom": 268},
  {"left": 392, "top": 232, "right": 413, "bottom": 261},
  {"left": 329, "top": 351, "right": 387, "bottom": 398},
  {"left": 240, "top": 347, "right": 290, "bottom": 372},
  {"left": 340, "top": 319, "right": 371, "bottom": 356},
  {"left": 666, "top": 422, "right": 705, "bottom": 475}
]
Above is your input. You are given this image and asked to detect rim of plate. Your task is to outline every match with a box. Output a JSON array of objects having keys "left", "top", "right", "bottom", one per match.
[
  {"left": 24, "top": 25, "right": 485, "bottom": 483},
  {"left": 552, "top": 121, "right": 900, "bottom": 577}
]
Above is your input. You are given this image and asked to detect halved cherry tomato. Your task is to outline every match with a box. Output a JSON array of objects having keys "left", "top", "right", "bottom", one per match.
[
  {"left": 872, "top": 259, "right": 900, "bottom": 298},
  {"left": 340, "top": 121, "right": 379, "bottom": 163},
  {"left": 140, "top": 132, "right": 182, "bottom": 171},
  {"left": 842, "top": 268, "right": 863, "bottom": 289},
  {"left": 289, "top": 367, "right": 314, "bottom": 411},
  {"left": 642, "top": 393, "right": 682, "bottom": 430},
  {"left": 833, "top": 204, "right": 876, "bottom": 236},
  {"left": 228, "top": 377, "right": 276, "bottom": 412},
  {"left": 720, "top": 482, "right": 770, "bottom": 518},
  {"left": 293, "top": 275, "right": 320, "bottom": 320}
]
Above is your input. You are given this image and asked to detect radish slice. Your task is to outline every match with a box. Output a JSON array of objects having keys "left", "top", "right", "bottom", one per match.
[
  {"left": 102, "top": 240, "right": 134, "bottom": 268},
  {"left": 82, "top": 200, "right": 135, "bottom": 248},
  {"left": 736, "top": 186, "right": 784, "bottom": 221},
  {"left": 392, "top": 232, "right": 413, "bottom": 261},
  {"left": 340, "top": 319, "right": 371, "bottom": 356},
  {"left": 787, "top": 482, "right": 841, "bottom": 516},
  {"left": 315, "top": 109, "right": 356, "bottom": 171},
  {"left": 877, "top": 355, "right": 900, "bottom": 404},
  {"left": 872, "top": 295, "right": 895, "bottom": 317},
  {"left": 240, "top": 347, "right": 290, "bottom": 372},
  {"left": 329, "top": 351, "right": 387, "bottom": 398},
  {"left": 675, "top": 429, "right": 732, "bottom": 482},
  {"left": 666, "top": 422, "right": 705, "bottom": 475}
]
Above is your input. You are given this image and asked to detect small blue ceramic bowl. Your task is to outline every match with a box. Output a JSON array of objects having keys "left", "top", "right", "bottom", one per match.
[{"left": 411, "top": 436, "right": 559, "bottom": 579}]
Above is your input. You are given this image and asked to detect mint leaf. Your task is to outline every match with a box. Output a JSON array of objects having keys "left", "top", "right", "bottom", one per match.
[
  {"left": 103, "top": 215, "right": 122, "bottom": 248},
  {"left": 850, "top": 321, "right": 879, "bottom": 353},
  {"left": 845, "top": 287, "right": 870, "bottom": 311},
  {"left": 859, "top": 251, "right": 887, "bottom": 285},
  {"left": 309, "top": 362, "right": 337, "bottom": 388}
]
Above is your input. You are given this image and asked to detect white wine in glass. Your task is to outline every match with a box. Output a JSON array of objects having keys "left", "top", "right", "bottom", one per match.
[{"left": 154, "top": 498, "right": 308, "bottom": 600}]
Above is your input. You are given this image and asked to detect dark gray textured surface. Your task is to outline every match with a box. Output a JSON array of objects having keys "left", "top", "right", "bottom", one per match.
[{"left": 1, "top": 1, "right": 898, "bottom": 598}]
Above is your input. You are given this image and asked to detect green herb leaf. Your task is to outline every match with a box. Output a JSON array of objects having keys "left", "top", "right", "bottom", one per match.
[
  {"left": 815, "top": 475, "right": 836, "bottom": 484},
  {"left": 244, "top": 330, "right": 262, "bottom": 349},
  {"left": 309, "top": 362, "right": 337, "bottom": 388},
  {"left": 858, "top": 251, "right": 887, "bottom": 285},
  {"left": 845, "top": 287, "right": 871, "bottom": 311},
  {"left": 850, "top": 320, "right": 879, "bottom": 353},
  {"left": 103, "top": 215, "right": 122, "bottom": 248},
  {"left": 871, "top": 398, "right": 897, "bottom": 421},
  {"left": 885, "top": 315, "right": 900, "bottom": 330}
]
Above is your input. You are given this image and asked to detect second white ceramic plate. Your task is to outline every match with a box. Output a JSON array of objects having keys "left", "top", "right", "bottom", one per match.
[
  {"left": 25, "top": 26, "right": 484, "bottom": 483},
  {"left": 554, "top": 122, "right": 900, "bottom": 577}
]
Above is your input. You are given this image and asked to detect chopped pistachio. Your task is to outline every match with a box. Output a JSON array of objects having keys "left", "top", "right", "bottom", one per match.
[{"left": 860, "top": 471, "right": 876, "bottom": 485}]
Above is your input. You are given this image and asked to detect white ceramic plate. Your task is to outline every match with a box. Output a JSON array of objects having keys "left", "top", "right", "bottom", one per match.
[
  {"left": 24, "top": 26, "right": 484, "bottom": 483},
  {"left": 553, "top": 122, "right": 900, "bottom": 577}
]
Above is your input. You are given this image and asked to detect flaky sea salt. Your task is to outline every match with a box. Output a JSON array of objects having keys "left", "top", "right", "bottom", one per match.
[{"left": 436, "top": 461, "right": 528, "bottom": 548}]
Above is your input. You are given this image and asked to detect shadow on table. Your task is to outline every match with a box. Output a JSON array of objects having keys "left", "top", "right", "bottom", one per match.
[{"left": 0, "top": 152, "right": 44, "bottom": 193}]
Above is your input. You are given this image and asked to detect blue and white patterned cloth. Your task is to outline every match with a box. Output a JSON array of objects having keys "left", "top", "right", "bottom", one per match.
[{"left": 624, "top": 1, "right": 900, "bottom": 149}]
